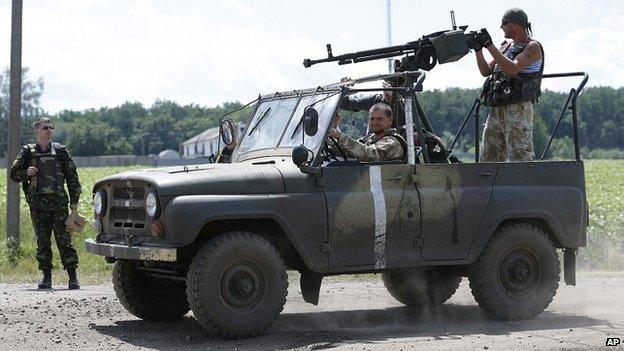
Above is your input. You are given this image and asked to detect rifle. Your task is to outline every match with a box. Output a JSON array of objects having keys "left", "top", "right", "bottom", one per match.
[{"left": 303, "top": 11, "right": 486, "bottom": 73}]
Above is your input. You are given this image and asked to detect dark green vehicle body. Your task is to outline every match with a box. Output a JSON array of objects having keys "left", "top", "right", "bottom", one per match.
[{"left": 85, "top": 71, "right": 588, "bottom": 335}]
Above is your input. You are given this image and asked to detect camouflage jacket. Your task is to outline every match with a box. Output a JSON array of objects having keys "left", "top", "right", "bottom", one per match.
[
  {"left": 9, "top": 142, "right": 82, "bottom": 205},
  {"left": 335, "top": 129, "right": 405, "bottom": 162}
]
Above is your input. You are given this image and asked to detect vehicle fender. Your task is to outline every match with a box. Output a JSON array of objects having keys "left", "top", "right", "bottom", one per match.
[
  {"left": 467, "top": 184, "right": 585, "bottom": 263},
  {"left": 163, "top": 193, "right": 328, "bottom": 271}
]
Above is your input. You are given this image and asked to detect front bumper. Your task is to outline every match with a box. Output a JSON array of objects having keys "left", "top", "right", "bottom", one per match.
[{"left": 84, "top": 238, "right": 177, "bottom": 262}]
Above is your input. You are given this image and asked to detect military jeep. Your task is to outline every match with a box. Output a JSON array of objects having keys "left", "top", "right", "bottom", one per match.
[{"left": 85, "top": 70, "right": 588, "bottom": 339}]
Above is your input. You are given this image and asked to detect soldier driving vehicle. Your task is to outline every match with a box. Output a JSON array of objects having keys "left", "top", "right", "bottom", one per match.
[{"left": 85, "top": 15, "right": 589, "bottom": 339}]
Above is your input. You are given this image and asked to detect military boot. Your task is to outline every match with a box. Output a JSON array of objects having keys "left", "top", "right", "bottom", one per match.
[
  {"left": 38, "top": 269, "right": 52, "bottom": 289},
  {"left": 67, "top": 268, "right": 80, "bottom": 290}
]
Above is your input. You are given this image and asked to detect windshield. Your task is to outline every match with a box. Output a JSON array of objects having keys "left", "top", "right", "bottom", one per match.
[
  {"left": 280, "top": 92, "right": 341, "bottom": 149},
  {"left": 237, "top": 98, "right": 299, "bottom": 154},
  {"left": 237, "top": 92, "right": 341, "bottom": 155}
]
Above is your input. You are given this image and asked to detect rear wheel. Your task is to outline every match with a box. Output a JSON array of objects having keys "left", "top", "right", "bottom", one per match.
[
  {"left": 468, "top": 223, "right": 560, "bottom": 320},
  {"left": 382, "top": 267, "right": 461, "bottom": 306},
  {"left": 112, "top": 260, "right": 189, "bottom": 320},
  {"left": 186, "top": 232, "right": 288, "bottom": 339}
]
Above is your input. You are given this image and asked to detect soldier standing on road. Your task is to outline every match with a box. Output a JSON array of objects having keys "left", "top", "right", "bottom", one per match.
[
  {"left": 10, "top": 117, "right": 83, "bottom": 290},
  {"left": 472, "top": 8, "right": 544, "bottom": 162},
  {"left": 328, "top": 103, "right": 405, "bottom": 162}
]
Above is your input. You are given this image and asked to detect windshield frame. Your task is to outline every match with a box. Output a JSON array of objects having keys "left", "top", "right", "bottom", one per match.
[{"left": 232, "top": 88, "right": 343, "bottom": 163}]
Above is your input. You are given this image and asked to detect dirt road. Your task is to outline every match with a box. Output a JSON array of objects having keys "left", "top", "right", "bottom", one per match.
[{"left": 1, "top": 271, "right": 623, "bottom": 351}]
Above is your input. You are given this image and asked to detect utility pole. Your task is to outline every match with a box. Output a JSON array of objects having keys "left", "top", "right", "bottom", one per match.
[
  {"left": 6, "top": 0, "right": 23, "bottom": 252},
  {"left": 386, "top": 0, "right": 392, "bottom": 73}
]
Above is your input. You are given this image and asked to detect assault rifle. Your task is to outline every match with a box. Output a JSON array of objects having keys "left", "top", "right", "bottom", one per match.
[{"left": 303, "top": 11, "right": 486, "bottom": 73}]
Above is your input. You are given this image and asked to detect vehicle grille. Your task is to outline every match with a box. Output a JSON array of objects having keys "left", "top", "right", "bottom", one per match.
[
  {"left": 112, "top": 208, "right": 146, "bottom": 221},
  {"left": 114, "top": 187, "right": 145, "bottom": 200}
]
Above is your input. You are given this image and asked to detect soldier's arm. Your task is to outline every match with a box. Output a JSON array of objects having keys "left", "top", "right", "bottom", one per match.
[
  {"left": 475, "top": 50, "right": 495, "bottom": 77},
  {"left": 339, "top": 94, "right": 383, "bottom": 112},
  {"left": 486, "top": 41, "right": 542, "bottom": 77},
  {"left": 9, "top": 147, "right": 30, "bottom": 183},
  {"left": 336, "top": 134, "right": 403, "bottom": 162},
  {"left": 59, "top": 147, "right": 82, "bottom": 204}
]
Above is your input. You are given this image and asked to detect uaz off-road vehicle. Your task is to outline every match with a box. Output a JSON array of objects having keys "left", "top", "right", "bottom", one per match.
[{"left": 86, "top": 26, "right": 588, "bottom": 338}]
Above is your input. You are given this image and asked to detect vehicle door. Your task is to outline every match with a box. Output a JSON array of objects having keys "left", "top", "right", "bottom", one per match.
[
  {"left": 416, "top": 162, "right": 499, "bottom": 260},
  {"left": 323, "top": 162, "right": 415, "bottom": 269}
]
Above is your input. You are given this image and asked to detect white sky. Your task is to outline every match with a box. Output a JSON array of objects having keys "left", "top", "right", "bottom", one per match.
[{"left": 0, "top": 0, "right": 622, "bottom": 113}]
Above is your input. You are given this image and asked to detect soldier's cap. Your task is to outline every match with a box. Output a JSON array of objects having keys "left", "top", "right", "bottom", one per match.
[{"left": 502, "top": 7, "right": 529, "bottom": 27}]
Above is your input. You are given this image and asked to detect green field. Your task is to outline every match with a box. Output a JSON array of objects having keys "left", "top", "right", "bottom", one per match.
[{"left": 1, "top": 160, "right": 622, "bottom": 283}]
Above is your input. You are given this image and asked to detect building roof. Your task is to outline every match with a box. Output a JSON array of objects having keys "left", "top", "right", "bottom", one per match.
[{"left": 181, "top": 126, "right": 220, "bottom": 146}]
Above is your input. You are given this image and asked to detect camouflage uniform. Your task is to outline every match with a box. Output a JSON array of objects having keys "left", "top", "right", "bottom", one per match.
[
  {"left": 9, "top": 142, "right": 82, "bottom": 271},
  {"left": 334, "top": 128, "right": 404, "bottom": 162},
  {"left": 479, "top": 40, "right": 543, "bottom": 162},
  {"left": 480, "top": 102, "right": 535, "bottom": 162}
]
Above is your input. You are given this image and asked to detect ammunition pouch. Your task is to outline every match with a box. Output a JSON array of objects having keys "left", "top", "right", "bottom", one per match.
[{"left": 480, "top": 71, "right": 542, "bottom": 107}]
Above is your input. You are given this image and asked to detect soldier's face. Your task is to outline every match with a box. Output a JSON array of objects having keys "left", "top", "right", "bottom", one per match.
[
  {"left": 369, "top": 110, "right": 392, "bottom": 134},
  {"left": 35, "top": 123, "right": 54, "bottom": 140}
]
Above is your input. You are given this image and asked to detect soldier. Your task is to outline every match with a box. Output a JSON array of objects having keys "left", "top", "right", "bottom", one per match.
[
  {"left": 328, "top": 103, "right": 405, "bottom": 162},
  {"left": 10, "top": 117, "right": 82, "bottom": 290},
  {"left": 472, "top": 7, "right": 544, "bottom": 162},
  {"left": 340, "top": 79, "right": 406, "bottom": 130}
]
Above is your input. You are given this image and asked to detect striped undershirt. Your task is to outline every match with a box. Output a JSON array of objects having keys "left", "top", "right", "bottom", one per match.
[{"left": 506, "top": 43, "right": 543, "bottom": 73}]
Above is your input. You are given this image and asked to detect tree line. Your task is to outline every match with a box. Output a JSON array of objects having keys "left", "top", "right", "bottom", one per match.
[{"left": 1, "top": 68, "right": 623, "bottom": 158}]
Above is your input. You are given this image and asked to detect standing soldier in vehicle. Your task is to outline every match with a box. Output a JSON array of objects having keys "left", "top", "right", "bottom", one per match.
[
  {"left": 328, "top": 103, "right": 405, "bottom": 162},
  {"left": 10, "top": 117, "right": 84, "bottom": 290},
  {"left": 472, "top": 7, "right": 544, "bottom": 162}
]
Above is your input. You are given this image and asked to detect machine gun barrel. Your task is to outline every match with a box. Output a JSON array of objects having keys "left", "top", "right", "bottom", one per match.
[
  {"left": 303, "top": 42, "right": 421, "bottom": 68},
  {"left": 303, "top": 25, "right": 485, "bottom": 72}
]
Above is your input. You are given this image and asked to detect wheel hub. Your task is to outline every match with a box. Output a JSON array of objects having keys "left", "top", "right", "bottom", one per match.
[
  {"left": 499, "top": 249, "right": 540, "bottom": 295},
  {"left": 220, "top": 262, "right": 264, "bottom": 310}
]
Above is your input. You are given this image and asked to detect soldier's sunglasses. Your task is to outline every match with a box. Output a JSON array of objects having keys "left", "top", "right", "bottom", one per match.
[{"left": 41, "top": 125, "right": 55, "bottom": 130}]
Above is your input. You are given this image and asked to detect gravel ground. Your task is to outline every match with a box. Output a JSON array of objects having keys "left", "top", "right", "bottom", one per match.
[{"left": 1, "top": 271, "right": 623, "bottom": 351}]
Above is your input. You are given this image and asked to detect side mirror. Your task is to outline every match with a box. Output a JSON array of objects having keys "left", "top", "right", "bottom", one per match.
[
  {"left": 303, "top": 107, "right": 319, "bottom": 136},
  {"left": 292, "top": 145, "right": 310, "bottom": 166},
  {"left": 219, "top": 119, "right": 235, "bottom": 146}
]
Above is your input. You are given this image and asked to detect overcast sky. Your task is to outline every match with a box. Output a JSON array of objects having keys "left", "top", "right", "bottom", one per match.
[{"left": 1, "top": 0, "right": 622, "bottom": 113}]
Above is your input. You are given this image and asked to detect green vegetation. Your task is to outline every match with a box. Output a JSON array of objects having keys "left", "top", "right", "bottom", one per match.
[{"left": 1, "top": 160, "right": 622, "bottom": 283}]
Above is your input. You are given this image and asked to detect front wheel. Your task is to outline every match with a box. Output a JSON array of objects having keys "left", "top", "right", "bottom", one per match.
[
  {"left": 112, "top": 260, "right": 189, "bottom": 320},
  {"left": 468, "top": 223, "right": 560, "bottom": 320},
  {"left": 186, "top": 232, "right": 288, "bottom": 339}
]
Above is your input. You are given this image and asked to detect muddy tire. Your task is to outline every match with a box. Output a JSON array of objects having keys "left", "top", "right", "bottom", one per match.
[
  {"left": 112, "top": 260, "right": 189, "bottom": 320},
  {"left": 468, "top": 223, "right": 560, "bottom": 320},
  {"left": 186, "top": 232, "right": 288, "bottom": 339},
  {"left": 382, "top": 267, "right": 462, "bottom": 306}
]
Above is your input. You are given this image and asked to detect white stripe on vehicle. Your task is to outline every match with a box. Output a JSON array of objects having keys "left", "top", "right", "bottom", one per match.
[{"left": 370, "top": 166, "right": 387, "bottom": 269}]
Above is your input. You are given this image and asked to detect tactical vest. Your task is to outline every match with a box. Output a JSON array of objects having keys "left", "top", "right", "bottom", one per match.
[
  {"left": 480, "top": 41, "right": 544, "bottom": 107},
  {"left": 25, "top": 142, "right": 65, "bottom": 196}
]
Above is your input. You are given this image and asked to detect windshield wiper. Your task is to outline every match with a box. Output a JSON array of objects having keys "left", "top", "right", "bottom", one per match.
[
  {"left": 290, "top": 117, "right": 304, "bottom": 139},
  {"left": 248, "top": 107, "right": 271, "bottom": 135}
]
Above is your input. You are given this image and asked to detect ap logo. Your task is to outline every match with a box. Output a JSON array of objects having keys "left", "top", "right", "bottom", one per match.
[{"left": 606, "top": 337, "right": 621, "bottom": 346}]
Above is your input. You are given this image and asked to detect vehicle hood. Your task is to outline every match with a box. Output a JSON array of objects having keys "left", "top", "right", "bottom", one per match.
[{"left": 94, "top": 163, "right": 285, "bottom": 196}]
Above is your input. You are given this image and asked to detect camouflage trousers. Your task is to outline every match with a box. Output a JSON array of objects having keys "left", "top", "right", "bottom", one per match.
[
  {"left": 29, "top": 203, "right": 79, "bottom": 271},
  {"left": 480, "top": 101, "right": 535, "bottom": 162}
]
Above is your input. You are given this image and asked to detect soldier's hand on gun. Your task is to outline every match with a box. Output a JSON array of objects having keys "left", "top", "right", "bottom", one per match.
[
  {"left": 477, "top": 28, "right": 493, "bottom": 49},
  {"left": 467, "top": 35, "right": 483, "bottom": 52},
  {"left": 26, "top": 166, "right": 38, "bottom": 176}
]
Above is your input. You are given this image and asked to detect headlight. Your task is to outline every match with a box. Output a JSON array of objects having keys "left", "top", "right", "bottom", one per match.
[
  {"left": 145, "top": 191, "right": 160, "bottom": 219},
  {"left": 93, "top": 190, "right": 107, "bottom": 217}
]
